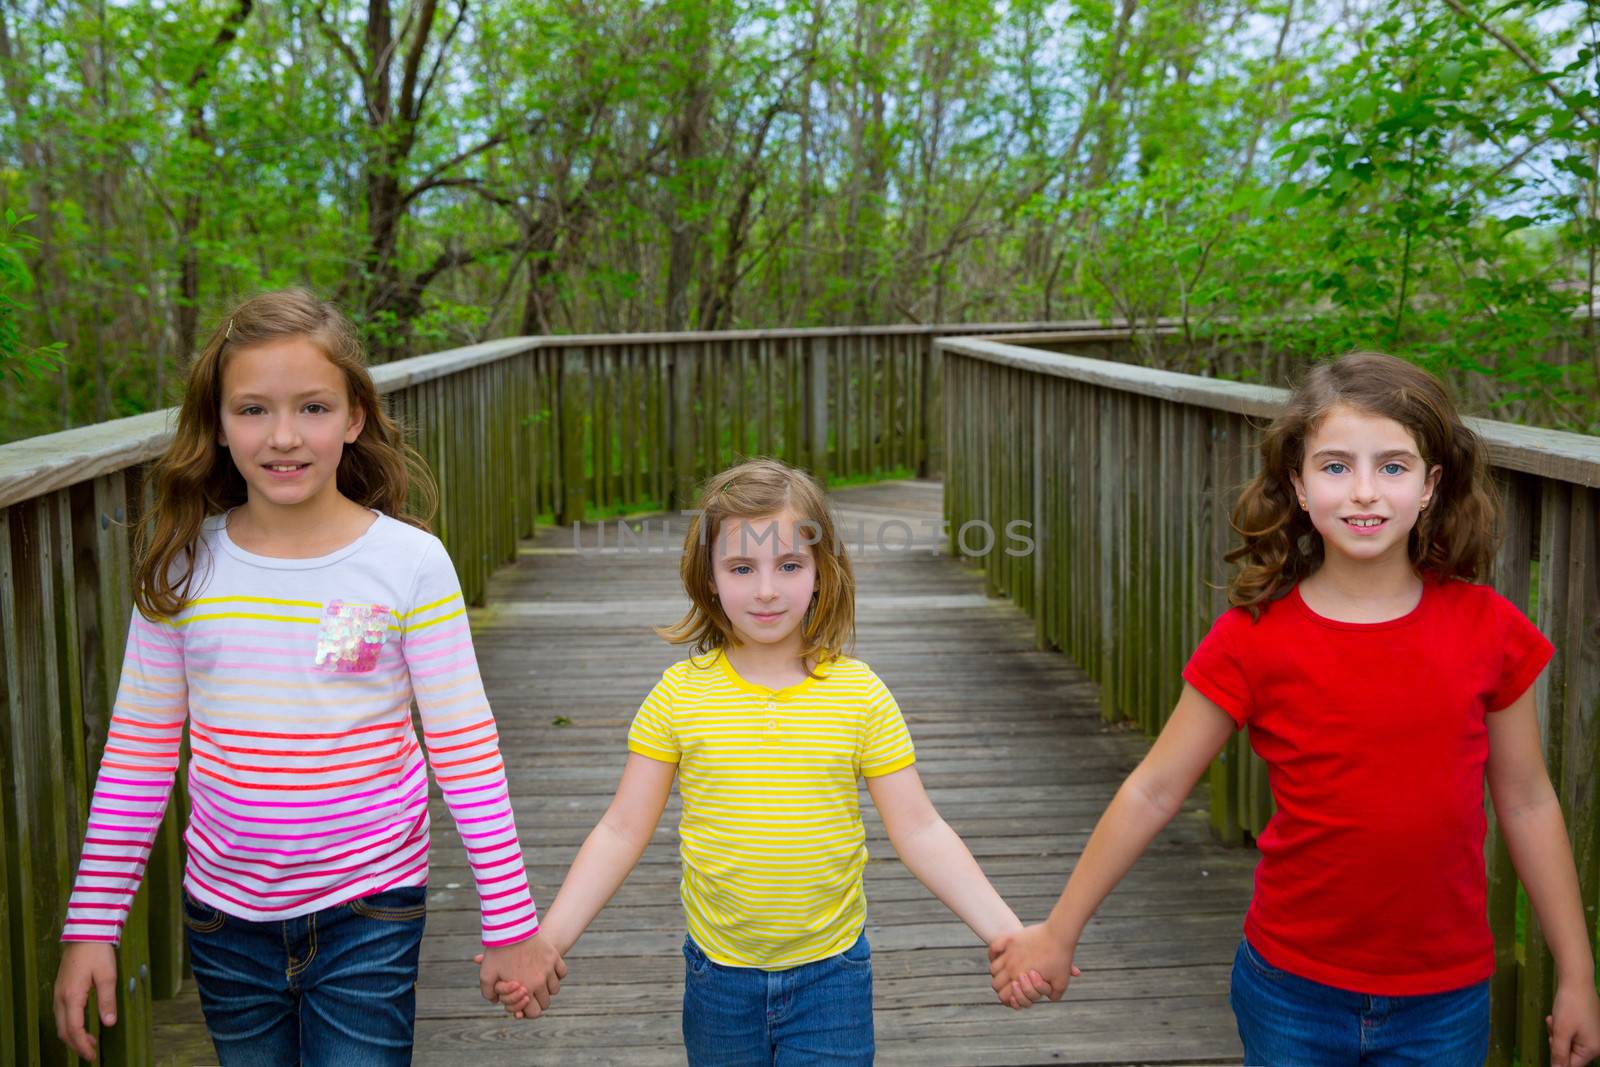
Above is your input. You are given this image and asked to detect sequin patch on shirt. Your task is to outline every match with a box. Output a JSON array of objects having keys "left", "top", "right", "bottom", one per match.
[{"left": 314, "top": 601, "right": 391, "bottom": 673}]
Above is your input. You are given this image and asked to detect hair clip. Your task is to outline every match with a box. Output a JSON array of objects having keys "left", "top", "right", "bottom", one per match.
[{"left": 225, "top": 318, "right": 234, "bottom": 340}]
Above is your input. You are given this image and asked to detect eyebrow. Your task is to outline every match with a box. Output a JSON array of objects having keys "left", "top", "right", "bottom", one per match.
[
  {"left": 720, "top": 551, "right": 808, "bottom": 563},
  {"left": 1310, "top": 448, "right": 1419, "bottom": 462},
  {"left": 228, "top": 389, "right": 341, "bottom": 403}
]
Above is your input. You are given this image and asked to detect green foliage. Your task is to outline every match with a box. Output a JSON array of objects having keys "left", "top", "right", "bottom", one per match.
[
  {"left": 0, "top": 210, "right": 66, "bottom": 385},
  {"left": 0, "top": 0, "right": 1597, "bottom": 440}
]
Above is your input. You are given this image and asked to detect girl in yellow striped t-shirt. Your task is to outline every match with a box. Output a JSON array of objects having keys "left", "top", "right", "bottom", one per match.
[{"left": 490, "top": 457, "right": 1051, "bottom": 1064}]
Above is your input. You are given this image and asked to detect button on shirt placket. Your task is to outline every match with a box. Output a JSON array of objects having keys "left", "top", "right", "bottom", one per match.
[{"left": 765, "top": 696, "right": 778, "bottom": 732}]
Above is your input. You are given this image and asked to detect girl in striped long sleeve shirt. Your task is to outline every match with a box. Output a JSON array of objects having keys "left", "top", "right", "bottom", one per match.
[{"left": 52, "top": 289, "right": 562, "bottom": 1065}]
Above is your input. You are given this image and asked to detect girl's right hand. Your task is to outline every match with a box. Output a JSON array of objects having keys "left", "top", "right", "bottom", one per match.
[
  {"left": 54, "top": 941, "right": 119, "bottom": 1062},
  {"left": 989, "top": 922, "right": 1080, "bottom": 1007}
]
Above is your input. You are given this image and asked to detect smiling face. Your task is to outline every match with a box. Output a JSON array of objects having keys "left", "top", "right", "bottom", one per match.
[
  {"left": 710, "top": 508, "right": 819, "bottom": 652},
  {"left": 1289, "top": 404, "right": 1442, "bottom": 570},
  {"left": 217, "top": 337, "right": 365, "bottom": 513}
]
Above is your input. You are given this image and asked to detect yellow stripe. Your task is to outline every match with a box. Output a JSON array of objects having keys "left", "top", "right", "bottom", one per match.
[
  {"left": 188, "top": 595, "right": 323, "bottom": 608},
  {"left": 627, "top": 740, "right": 681, "bottom": 765},
  {"left": 398, "top": 592, "right": 461, "bottom": 620},
  {"left": 861, "top": 752, "right": 916, "bottom": 778},
  {"left": 403, "top": 607, "right": 465, "bottom": 633},
  {"left": 172, "top": 612, "right": 319, "bottom": 627}
]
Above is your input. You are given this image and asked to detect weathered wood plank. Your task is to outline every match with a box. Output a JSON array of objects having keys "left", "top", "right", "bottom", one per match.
[{"left": 147, "top": 482, "right": 1250, "bottom": 1065}]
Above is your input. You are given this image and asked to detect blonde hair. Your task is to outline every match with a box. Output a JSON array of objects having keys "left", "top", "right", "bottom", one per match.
[
  {"left": 1227, "top": 351, "right": 1499, "bottom": 616},
  {"left": 658, "top": 458, "right": 855, "bottom": 669},
  {"left": 133, "top": 288, "right": 437, "bottom": 619}
]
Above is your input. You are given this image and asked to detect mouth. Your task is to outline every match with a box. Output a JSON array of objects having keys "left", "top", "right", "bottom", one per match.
[
  {"left": 263, "top": 462, "right": 310, "bottom": 477},
  {"left": 748, "top": 610, "right": 786, "bottom": 623},
  {"left": 1341, "top": 515, "right": 1387, "bottom": 533}
]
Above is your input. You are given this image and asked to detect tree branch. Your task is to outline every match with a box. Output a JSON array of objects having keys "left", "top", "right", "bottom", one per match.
[
  {"left": 1440, "top": 0, "right": 1598, "bottom": 128},
  {"left": 312, "top": 3, "right": 366, "bottom": 82}
]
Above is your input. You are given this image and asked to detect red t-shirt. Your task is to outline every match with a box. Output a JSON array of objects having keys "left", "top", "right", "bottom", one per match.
[{"left": 1183, "top": 578, "right": 1552, "bottom": 995}]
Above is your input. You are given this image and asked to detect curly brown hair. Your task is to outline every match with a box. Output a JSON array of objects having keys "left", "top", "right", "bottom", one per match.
[
  {"left": 658, "top": 458, "right": 855, "bottom": 670},
  {"left": 133, "top": 288, "right": 437, "bottom": 620},
  {"left": 1227, "top": 351, "right": 1499, "bottom": 616}
]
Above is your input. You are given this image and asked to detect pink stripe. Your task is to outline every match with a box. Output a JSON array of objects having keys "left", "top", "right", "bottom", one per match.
[
  {"left": 66, "top": 902, "right": 130, "bottom": 912},
  {"left": 459, "top": 824, "right": 514, "bottom": 840},
  {"left": 403, "top": 639, "right": 472, "bottom": 664},
  {"left": 86, "top": 820, "right": 161, "bottom": 834},
  {"left": 197, "top": 781, "right": 427, "bottom": 827},
  {"left": 187, "top": 762, "right": 424, "bottom": 810},
  {"left": 187, "top": 818, "right": 420, "bottom": 869},
  {"left": 403, "top": 620, "right": 469, "bottom": 648},
  {"left": 410, "top": 658, "right": 482, "bottom": 680},
  {"left": 191, "top": 795, "right": 425, "bottom": 846},
  {"left": 441, "top": 781, "right": 503, "bottom": 799},
  {"left": 187, "top": 842, "right": 429, "bottom": 910},
  {"left": 190, "top": 834, "right": 425, "bottom": 888},
  {"left": 69, "top": 883, "right": 137, "bottom": 896},
  {"left": 96, "top": 774, "right": 180, "bottom": 788}
]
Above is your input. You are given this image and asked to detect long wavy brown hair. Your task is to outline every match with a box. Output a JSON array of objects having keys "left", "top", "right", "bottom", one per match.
[
  {"left": 133, "top": 288, "right": 437, "bottom": 620},
  {"left": 658, "top": 458, "right": 855, "bottom": 671},
  {"left": 1228, "top": 351, "right": 1499, "bottom": 616}
]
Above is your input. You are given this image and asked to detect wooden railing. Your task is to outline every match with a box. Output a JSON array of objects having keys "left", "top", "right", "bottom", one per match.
[
  {"left": 0, "top": 319, "right": 1113, "bottom": 1067},
  {"left": 937, "top": 333, "right": 1600, "bottom": 1067}
]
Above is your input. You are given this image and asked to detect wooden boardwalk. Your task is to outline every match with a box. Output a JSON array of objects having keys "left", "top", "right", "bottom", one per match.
[{"left": 154, "top": 479, "right": 1251, "bottom": 1065}]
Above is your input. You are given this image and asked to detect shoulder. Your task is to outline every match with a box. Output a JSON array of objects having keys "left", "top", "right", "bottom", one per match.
[
  {"left": 820, "top": 654, "right": 882, "bottom": 687},
  {"left": 369, "top": 513, "right": 445, "bottom": 561},
  {"left": 1426, "top": 577, "right": 1536, "bottom": 632},
  {"left": 659, "top": 653, "right": 719, "bottom": 690}
]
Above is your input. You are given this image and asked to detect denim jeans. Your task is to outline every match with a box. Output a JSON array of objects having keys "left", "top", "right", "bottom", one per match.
[
  {"left": 681, "top": 930, "right": 875, "bottom": 1066},
  {"left": 183, "top": 885, "right": 426, "bottom": 1067},
  {"left": 1230, "top": 938, "right": 1490, "bottom": 1066}
]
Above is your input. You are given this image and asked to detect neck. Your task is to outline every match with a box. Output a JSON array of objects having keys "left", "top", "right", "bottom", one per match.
[
  {"left": 1300, "top": 548, "right": 1424, "bottom": 622},
  {"left": 721, "top": 631, "right": 810, "bottom": 684},
  {"left": 230, "top": 489, "right": 371, "bottom": 557}
]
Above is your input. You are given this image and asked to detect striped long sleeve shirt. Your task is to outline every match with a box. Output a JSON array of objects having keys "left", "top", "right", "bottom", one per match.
[{"left": 61, "top": 512, "right": 539, "bottom": 946}]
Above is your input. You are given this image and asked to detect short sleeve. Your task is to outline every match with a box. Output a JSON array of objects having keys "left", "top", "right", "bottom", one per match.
[
  {"left": 858, "top": 670, "right": 915, "bottom": 777},
  {"left": 1182, "top": 608, "right": 1254, "bottom": 728},
  {"left": 627, "top": 667, "right": 682, "bottom": 764},
  {"left": 1488, "top": 595, "right": 1553, "bottom": 712}
]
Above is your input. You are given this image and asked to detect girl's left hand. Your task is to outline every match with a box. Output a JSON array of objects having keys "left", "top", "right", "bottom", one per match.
[{"left": 1548, "top": 980, "right": 1600, "bottom": 1067}]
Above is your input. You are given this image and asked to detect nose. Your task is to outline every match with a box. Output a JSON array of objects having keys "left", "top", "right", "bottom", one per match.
[
  {"left": 266, "top": 412, "right": 302, "bottom": 451},
  {"left": 1351, "top": 467, "right": 1379, "bottom": 503},
  {"left": 755, "top": 568, "right": 778, "bottom": 601}
]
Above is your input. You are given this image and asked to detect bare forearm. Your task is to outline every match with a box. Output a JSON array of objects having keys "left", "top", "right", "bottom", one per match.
[
  {"left": 1044, "top": 774, "right": 1178, "bottom": 943},
  {"left": 891, "top": 817, "right": 1019, "bottom": 943},
  {"left": 540, "top": 820, "right": 651, "bottom": 956},
  {"left": 1500, "top": 795, "right": 1596, "bottom": 984}
]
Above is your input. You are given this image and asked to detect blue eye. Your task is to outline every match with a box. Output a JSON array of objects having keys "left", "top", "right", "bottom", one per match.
[
  {"left": 1324, "top": 462, "right": 1348, "bottom": 475},
  {"left": 731, "top": 564, "right": 753, "bottom": 575},
  {"left": 780, "top": 561, "right": 802, "bottom": 573},
  {"left": 1380, "top": 462, "right": 1405, "bottom": 475}
]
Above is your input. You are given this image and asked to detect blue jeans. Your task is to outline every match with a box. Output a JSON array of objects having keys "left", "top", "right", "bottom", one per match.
[
  {"left": 1230, "top": 938, "right": 1490, "bottom": 1066},
  {"left": 184, "top": 885, "right": 426, "bottom": 1066},
  {"left": 681, "top": 930, "right": 875, "bottom": 1066}
]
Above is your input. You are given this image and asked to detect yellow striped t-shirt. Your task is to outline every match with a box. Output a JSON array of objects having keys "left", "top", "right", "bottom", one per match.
[{"left": 627, "top": 650, "right": 916, "bottom": 968}]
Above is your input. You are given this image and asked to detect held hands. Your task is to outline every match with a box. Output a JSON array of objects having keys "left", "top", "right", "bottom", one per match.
[
  {"left": 1548, "top": 979, "right": 1600, "bottom": 1067},
  {"left": 473, "top": 931, "right": 565, "bottom": 1021},
  {"left": 989, "top": 922, "right": 1080, "bottom": 1009},
  {"left": 53, "top": 941, "right": 119, "bottom": 1062}
]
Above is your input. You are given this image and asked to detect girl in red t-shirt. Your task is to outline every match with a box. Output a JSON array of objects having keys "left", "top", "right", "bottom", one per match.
[{"left": 988, "top": 351, "right": 1600, "bottom": 1066}]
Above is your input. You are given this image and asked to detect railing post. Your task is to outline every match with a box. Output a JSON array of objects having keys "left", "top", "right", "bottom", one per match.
[
  {"left": 806, "top": 337, "right": 829, "bottom": 483},
  {"left": 671, "top": 343, "right": 696, "bottom": 509},
  {"left": 919, "top": 333, "right": 942, "bottom": 478},
  {"left": 557, "top": 347, "right": 587, "bottom": 525}
]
